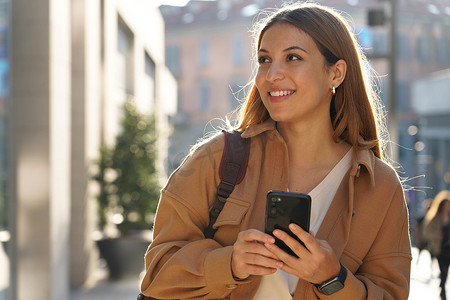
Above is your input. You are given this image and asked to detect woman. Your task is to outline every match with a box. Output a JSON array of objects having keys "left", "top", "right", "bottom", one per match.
[
  {"left": 140, "top": 3, "right": 411, "bottom": 299},
  {"left": 422, "top": 190, "right": 450, "bottom": 300}
]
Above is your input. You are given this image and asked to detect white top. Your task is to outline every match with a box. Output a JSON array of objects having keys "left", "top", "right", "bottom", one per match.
[{"left": 253, "top": 148, "right": 353, "bottom": 300}]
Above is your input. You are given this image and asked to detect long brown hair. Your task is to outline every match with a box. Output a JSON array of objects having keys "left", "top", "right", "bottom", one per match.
[{"left": 235, "top": 2, "right": 386, "bottom": 159}]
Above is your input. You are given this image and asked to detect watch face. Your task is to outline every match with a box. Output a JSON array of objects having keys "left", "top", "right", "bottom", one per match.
[{"left": 320, "top": 279, "right": 344, "bottom": 296}]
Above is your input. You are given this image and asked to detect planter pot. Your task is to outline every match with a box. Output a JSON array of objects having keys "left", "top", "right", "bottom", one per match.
[{"left": 96, "top": 236, "right": 151, "bottom": 280}]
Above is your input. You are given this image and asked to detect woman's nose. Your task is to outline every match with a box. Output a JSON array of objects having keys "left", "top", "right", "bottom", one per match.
[{"left": 266, "top": 62, "right": 285, "bottom": 82}]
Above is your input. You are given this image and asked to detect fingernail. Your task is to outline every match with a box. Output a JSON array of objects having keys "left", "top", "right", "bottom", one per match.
[
  {"left": 273, "top": 230, "right": 281, "bottom": 237},
  {"left": 289, "top": 223, "right": 297, "bottom": 231}
]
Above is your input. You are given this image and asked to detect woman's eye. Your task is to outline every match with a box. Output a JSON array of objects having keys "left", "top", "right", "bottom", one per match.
[
  {"left": 287, "top": 54, "right": 301, "bottom": 61},
  {"left": 258, "top": 56, "right": 269, "bottom": 64}
]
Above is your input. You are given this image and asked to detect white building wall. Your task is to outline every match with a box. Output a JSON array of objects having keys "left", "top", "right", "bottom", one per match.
[
  {"left": 412, "top": 68, "right": 450, "bottom": 116},
  {"left": 70, "top": 0, "right": 102, "bottom": 287},
  {"left": 9, "top": 0, "right": 176, "bottom": 297},
  {"left": 11, "top": 0, "right": 71, "bottom": 298}
]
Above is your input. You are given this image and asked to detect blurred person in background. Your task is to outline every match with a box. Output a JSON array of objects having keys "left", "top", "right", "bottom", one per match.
[
  {"left": 139, "top": 2, "right": 411, "bottom": 299},
  {"left": 414, "top": 198, "right": 432, "bottom": 264},
  {"left": 423, "top": 190, "right": 450, "bottom": 300}
]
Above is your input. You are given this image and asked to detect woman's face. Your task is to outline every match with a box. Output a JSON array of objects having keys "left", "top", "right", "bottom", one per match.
[{"left": 255, "top": 23, "right": 335, "bottom": 126}]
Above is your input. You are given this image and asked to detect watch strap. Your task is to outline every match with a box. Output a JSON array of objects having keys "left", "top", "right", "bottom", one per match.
[{"left": 316, "top": 262, "right": 347, "bottom": 295}]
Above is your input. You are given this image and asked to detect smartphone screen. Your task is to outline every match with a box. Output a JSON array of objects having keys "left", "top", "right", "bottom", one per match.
[{"left": 265, "top": 190, "right": 311, "bottom": 257}]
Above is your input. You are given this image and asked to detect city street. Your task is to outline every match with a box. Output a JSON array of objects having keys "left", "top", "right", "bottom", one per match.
[
  {"left": 410, "top": 247, "right": 444, "bottom": 300},
  {"left": 70, "top": 246, "right": 448, "bottom": 300}
]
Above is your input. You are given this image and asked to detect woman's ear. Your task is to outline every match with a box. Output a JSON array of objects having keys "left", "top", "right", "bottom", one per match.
[{"left": 330, "top": 59, "right": 347, "bottom": 88}]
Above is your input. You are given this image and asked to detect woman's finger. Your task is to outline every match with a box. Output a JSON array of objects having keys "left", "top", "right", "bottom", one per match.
[
  {"left": 288, "top": 223, "right": 321, "bottom": 253},
  {"left": 270, "top": 227, "right": 311, "bottom": 259},
  {"left": 232, "top": 229, "right": 283, "bottom": 278},
  {"left": 238, "top": 229, "right": 275, "bottom": 244}
]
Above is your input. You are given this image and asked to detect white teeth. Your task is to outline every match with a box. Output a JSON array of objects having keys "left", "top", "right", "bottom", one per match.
[{"left": 269, "top": 90, "right": 293, "bottom": 97}]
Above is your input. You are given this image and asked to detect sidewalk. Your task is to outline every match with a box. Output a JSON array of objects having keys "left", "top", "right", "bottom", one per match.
[
  {"left": 70, "top": 263, "right": 143, "bottom": 300},
  {"left": 409, "top": 246, "right": 444, "bottom": 300},
  {"left": 70, "top": 247, "right": 447, "bottom": 299}
]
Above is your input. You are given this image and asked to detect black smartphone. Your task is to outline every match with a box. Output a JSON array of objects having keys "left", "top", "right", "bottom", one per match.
[{"left": 265, "top": 190, "right": 311, "bottom": 257}]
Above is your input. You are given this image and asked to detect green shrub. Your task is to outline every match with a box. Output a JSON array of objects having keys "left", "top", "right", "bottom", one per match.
[{"left": 94, "top": 100, "right": 160, "bottom": 236}]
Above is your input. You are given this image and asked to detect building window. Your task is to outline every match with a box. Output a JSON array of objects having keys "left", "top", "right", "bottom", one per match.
[
  {"left": 397, "top": 34, "right": 410, "bottom": 61},
  {"left": 199, "top": 79, "right": 210, "bottom": 111},
  {"left": 232, "top": 37, "right": 243, "bottom": 65},
  {"left": 166, "top": 44, "right": 180, "bottom": 78},
  {"left": 356, "top": 27, "right": 373, "bottom": 54},
  {"left": 396, "top": 81, "right": 410, "bottom": 111},
  {"left": 145, "top": 52, "right": 156, "bottom": 106},
  {"left": 229, "top": 77, "right": 245, "bottom": 110},
  {"left": 436, "top": 38, "right": 450, "bottom": 63},
  {"left": 397, "top": 125, "right": 415, "bottom": 176},
  {"left": 145, "top": 53, "right": 156, "bottom": 80},
  {"left": 372, "top": 31, "right": 388, "bottom": 56},
  {"left": 199, "top": 40, "right": 209, "bottom": 67},
  {"left": 117, "top": 17, "right": 134, "bottom": 96},
  {"left": 416, "top": 36, "right": 430, "bottom": 62}
]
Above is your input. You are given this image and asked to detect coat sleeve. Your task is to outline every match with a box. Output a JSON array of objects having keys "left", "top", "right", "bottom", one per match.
[
  {"left": 315, "top": 177, "right": 412, "bottom": 299},
  {"left": 140, "top": 135, "right": 250, "bottom": 299},
  {"left": 353, "top": 183, "right": 411, "bottom": 299}
]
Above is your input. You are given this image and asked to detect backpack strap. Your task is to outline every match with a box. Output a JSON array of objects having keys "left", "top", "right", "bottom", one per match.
[
  {"left": 137, "top": 130, "right": 250, "bottom": 300},
  {"left": 204, "top": 130, "right": 250, "bottom": 239}
]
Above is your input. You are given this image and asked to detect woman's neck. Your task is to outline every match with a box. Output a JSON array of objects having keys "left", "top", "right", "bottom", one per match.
[
  {"left": 277, "top": 120, "right": 350, "bottom": 193},
  {"left": 277, "top": 121, "right": 349, "bottom": 169}
]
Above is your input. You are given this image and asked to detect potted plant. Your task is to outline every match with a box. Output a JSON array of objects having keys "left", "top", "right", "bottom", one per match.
[{"left": 93, "top": 99, "right": 160, "bottom": 279}]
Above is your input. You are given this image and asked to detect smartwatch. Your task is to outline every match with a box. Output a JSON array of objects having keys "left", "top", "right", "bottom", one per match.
[{"left": 316, "top": 262, "right": 347, "bottom": 296}]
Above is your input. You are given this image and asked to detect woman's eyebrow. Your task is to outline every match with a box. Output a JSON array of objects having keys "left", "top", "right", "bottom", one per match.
[
  {"left": 283, "top": 46, "right": 308, "bottom": 53},
  {"left": 258, "top": 45, "right": 308, "bottom": 54}
]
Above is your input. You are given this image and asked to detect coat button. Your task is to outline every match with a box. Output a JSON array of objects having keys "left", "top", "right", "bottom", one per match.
[{"left": 226, "top": 284, "right": 238, "bottom": 289}]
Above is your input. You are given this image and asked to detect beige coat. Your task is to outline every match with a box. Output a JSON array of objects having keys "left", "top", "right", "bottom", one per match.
[{"left": 141, "top": 120, "right": 412, "bottom": 299}]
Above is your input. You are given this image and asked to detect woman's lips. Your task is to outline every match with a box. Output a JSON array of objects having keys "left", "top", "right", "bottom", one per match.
[{"left": 268, "top": 90, "right": 295, "bottom": 102}]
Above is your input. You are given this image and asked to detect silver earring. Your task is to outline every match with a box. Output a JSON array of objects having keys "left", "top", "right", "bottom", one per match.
[{"left": 332, "top": 86, "right": 336, "bottom": 95}]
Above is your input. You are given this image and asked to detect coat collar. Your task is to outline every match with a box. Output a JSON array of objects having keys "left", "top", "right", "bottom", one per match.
[
  {"left": 241, "top": 119, "right": 376, "bottom": 186},
  {"left": 241, "top": 118, "right": 277, "bottom": 138},
  {"left": 351, "top": 138, "right": 376, "bottom": 187}
]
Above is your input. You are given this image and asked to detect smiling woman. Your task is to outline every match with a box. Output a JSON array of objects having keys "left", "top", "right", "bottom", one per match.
[{"left": 139, "top": 3, "right": 412, "bottom": 299}]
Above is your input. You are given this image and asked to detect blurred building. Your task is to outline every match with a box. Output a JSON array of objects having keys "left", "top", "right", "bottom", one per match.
[
  {"left": 160, "top": 0, "right": 450, "bottom": 211},
  {"left": 412, "top": 69, "right": 450, "bottom": 205},
  {"left": 160, "top": 0, "right": 260, "bottom": 170},
  {"left": 394, "top": 1, "right": 450, "bottom": 219},
  {"left": 1, "top": 0, "right": 176, "bottom": 299}
]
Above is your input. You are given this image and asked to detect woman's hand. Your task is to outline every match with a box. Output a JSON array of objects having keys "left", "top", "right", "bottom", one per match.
[
  {"left": 264, "top": 223, "right": 341, "bottom": 284},
  {"left": 231, "top": 229, "right": 284, "bottom": 279}
]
